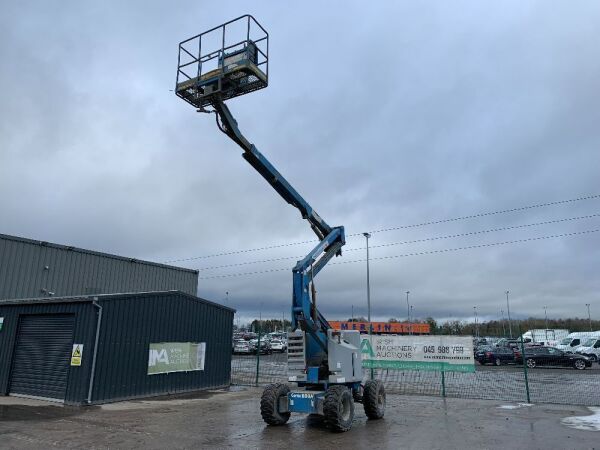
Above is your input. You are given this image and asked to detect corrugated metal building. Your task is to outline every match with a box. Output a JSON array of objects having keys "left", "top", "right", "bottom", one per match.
[
  {"left": 0, "top": 233, "right": 199, "bottom": 299},
  {"left": 0, "top": 291, "right": 234, "bottom": 404}
]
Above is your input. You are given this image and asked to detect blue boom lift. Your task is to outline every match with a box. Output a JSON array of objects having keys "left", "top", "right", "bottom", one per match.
[{"left": 175, "top": 15, "right": 385, "bottom": 432}]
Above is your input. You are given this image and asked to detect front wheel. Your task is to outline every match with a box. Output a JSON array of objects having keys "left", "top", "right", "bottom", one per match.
[
  {"left": 573, "top": 360, "right": 587, "bottom": 370},
  {"left": 323, "top": 385, "right": 354, "bottom": 432},
  {"left": 363, "top": 380, "right": 386, "bottom": 420},
  {"left": 526, "top": 358, "right": 536, "bottom": 369},
  {"left": 260, "top": 383, "right": 291, "bottom": 425},
  {"left": 494, "top": 358, "right": 502, "bottom": 366}
]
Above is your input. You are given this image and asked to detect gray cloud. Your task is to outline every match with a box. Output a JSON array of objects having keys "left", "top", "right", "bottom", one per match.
[{"left": 1, "top": 1, "right": 599, "bottom": 325}]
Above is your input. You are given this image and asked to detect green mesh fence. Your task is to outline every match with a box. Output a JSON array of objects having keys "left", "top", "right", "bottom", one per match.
[{"left": 231, "top": 352, "right": 600, "bottom": 406}]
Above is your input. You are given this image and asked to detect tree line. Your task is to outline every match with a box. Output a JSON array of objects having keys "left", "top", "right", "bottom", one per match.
[
  {"left": 423, "top": 317, "right": 600, "bottom": 337},
  {"left": 239, "top": 317, "right": 600, "bottom": 337}
]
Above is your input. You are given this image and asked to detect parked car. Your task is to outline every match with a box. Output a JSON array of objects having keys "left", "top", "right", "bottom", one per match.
[
  {"left": 249, "top": 339, "right": 272, "bottom": 355},
  {"left": 475, "top": 346, "right": 516, "bottom": 366},
  {"left": 495, "top": 338, "right": 521, "bottom": 350},
  {"left": 270, "top": 339, "right": 287, "bottom": 352},
  {"left": 473, "top": 337, "right": 488, "bottom": 347},
  {"left": 555, "top": 332, "right": 600, "bottom": 353},
  {"left": 233, "top": 340, "right": 252, "bottom": 355},
  {"left": 575, "top": 337, "right": 600, "bottom": 362},
  {"left": 517, "top": 346, "right": 592, "bottom": 370}
]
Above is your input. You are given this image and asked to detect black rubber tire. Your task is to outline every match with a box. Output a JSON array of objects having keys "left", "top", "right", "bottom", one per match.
[
  {"left": 494, "top": 358, "right": 502, "bottom": 366},
  {"left": 323, "top": 385, "right": 354, "bottom": 432},
  {"left": 363, "top": 380, "right": 386, "bottom": 420},
  {"left": 260, "top": 383, "right": 291, "bottom": 425},
  {"left": 573, "top": 360, "right": 586, "bottom": 370}
]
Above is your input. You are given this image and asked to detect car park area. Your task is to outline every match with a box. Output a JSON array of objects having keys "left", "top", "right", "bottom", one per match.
[{"left": 0, "top": 387, "right": 597, "bottom": 449}]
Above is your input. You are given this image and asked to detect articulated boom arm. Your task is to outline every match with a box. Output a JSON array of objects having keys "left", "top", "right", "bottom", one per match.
[{"left": 211, "top": 98, "right": 345, "bottom": 357}]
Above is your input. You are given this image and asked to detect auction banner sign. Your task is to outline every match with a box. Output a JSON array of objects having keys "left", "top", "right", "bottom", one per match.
[
  {"left": 148, "top": 342, "right": 206, "bottom": 375},
  {"left": 361, "top": 335, "right": 475, "bottom": 372}
]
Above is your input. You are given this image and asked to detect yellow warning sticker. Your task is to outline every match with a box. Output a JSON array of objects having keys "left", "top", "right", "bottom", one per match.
[{"left": 71, "top": 344, "right": 83, "bottom": 366}]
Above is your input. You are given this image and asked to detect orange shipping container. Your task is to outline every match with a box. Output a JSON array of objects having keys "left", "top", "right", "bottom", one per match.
[{"left": 328, "top": 321, "right": 430, "bottom": 334}]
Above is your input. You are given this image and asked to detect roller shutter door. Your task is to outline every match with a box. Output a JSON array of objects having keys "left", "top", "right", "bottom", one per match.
[{"left": 10, "top": 314, "right": 75, "bottom": 401}]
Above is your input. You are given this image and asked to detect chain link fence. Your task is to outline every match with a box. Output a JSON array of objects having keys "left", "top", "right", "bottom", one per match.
[{"left": 231, "top": 334, "right": 600, "bottom": 406}]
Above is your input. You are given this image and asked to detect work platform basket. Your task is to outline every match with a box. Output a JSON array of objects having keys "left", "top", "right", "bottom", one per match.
[{"left": 176, "top": 15, "right": 269, "bottom": 109}]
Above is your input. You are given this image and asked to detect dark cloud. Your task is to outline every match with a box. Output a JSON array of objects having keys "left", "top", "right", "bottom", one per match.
[{"left": 1, "top": 1, "right": 599, "bottom": 325}]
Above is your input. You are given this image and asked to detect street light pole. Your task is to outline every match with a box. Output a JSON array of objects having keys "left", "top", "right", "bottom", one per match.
[
  {"left": 505, "top": 291, "right": 512, "bottom": 338},
  {"left": 406, "top": 291, "right": 410, "bottom": 335},
  {"left": 473, "top": 306, "right": 479, "bottom": 339},
  {"left": 501, "top": 309, "right": 506, "bottom": 337},
  {"left": 586, "top": 304, "right": 592, "bottom": 332},
  {"left": 363, "top": 232, "right": 373, "bottom": 380},
  {"left": 543, "top": 305, "right": 548, "bottom": 342},
  {"left": 410, "top": 305, "right": 413, "bottom": 336},
  {"left": 363, "top": 233, "right": 372, "bottom": 329}
]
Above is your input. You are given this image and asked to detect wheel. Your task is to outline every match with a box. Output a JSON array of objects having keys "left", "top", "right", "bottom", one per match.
[
  {"left": 526, "top": 358, "right": 536, "bottom": 369},
  {"left": 494, "top": 357, "right": 502, "bottom": 366},
  {"left": 574, "top": 359, "right": 587, "bottom": 370},
  {"left": 363, "top": 380, "right": 386, "bottom": 420},
  {"left": 260, "top": 383, "right": 291, "bottom": 425},
  {"left": 323, "top": 385, "right": 354, "bottom": 432}
]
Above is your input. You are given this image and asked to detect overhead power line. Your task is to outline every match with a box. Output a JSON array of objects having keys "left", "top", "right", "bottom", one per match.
[
  {"left": 164, "top": 193, "right": 600, "bottom": 263},
  {"left": 195, "top": 213, "right": 599, "bottom": 271},
  {"left": 196, "top": 228, "right": 600, "bottom": 279},
  {"left": 352, "top": 194, "right": 600, "bottom": 236}
]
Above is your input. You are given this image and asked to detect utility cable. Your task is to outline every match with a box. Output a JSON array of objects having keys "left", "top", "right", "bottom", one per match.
[
  {"left": 164, "top": 193, "right": 600, "bottom": 263},
  {"left": 197, "top": 228, "right": 599, "bottom": 279},
  {"left": 194, "top": 213, "right": 599, "bottom": 271}
]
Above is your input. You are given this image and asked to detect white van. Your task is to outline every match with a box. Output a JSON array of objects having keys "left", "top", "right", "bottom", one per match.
[
  {"left": 556, "top": 331, "right": 600, "bottom": 353},
  {"left": 521, "top": 329, "right": 569, "bottom": 346},
  {"left": 575, "top": 336, "right": 600, "bottom": 362}
]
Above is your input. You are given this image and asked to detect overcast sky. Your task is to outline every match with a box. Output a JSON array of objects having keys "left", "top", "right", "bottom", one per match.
[{"left": 1, "top": 1, "right": 599, "bottom": 324}]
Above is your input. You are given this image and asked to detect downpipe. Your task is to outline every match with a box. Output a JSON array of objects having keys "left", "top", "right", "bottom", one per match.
[{"left": 87, "top": 299, "right": 103, "bottom": 404}]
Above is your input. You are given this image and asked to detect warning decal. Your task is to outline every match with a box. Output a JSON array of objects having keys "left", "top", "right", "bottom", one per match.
[{"left": 71, "top": 344, "right": 83, "bottom": 366}]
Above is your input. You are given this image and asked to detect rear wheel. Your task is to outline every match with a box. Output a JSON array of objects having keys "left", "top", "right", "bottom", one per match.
[
  {"left": 574, "top": 359, "right": 586, "bottom": 370},
  {"left": 526, "top": 358, "right": 536, "bottom": 369},
  {"left": 323, "top": 385, "right": 354, "bottom": 432},
  {"left": 494, "top": 358, "right": 502, "bottom": 366},
  {"left": 363, "top": 380, "right": 386, "bottom": 420},
  {"left": 260, "top": 383, "right": 291, "bottom": 425}
]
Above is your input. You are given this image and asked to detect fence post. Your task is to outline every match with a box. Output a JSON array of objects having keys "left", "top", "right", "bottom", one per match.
[
  {"left": 255, "top": 329, "right": 261, "bottom": 386},
  {"left": 519, "top": 333, "right": 531, "bottom": 403},
  {"left": 441, "top": 370, "right": 446, "bottom": 397}
]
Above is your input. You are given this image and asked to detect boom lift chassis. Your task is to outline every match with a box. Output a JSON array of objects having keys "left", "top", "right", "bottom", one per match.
[{"left": 175, "top": 15, "right": 385, "bottom": 432}]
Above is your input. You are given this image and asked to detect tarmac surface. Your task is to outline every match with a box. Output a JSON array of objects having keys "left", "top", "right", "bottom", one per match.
[{"left": 0, "top": 387, "right": 598, "bottom": 449}]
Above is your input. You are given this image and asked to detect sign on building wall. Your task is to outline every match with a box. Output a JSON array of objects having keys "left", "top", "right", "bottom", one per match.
[
  {"left": 71, "top": 344, "right": 84, "bottom": 366},
  {"left": 148, "top": 342, "right": 206, "bottom": 375},
  {"left": 361, "top": 335, "right": 474, "bottom": 372}
]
